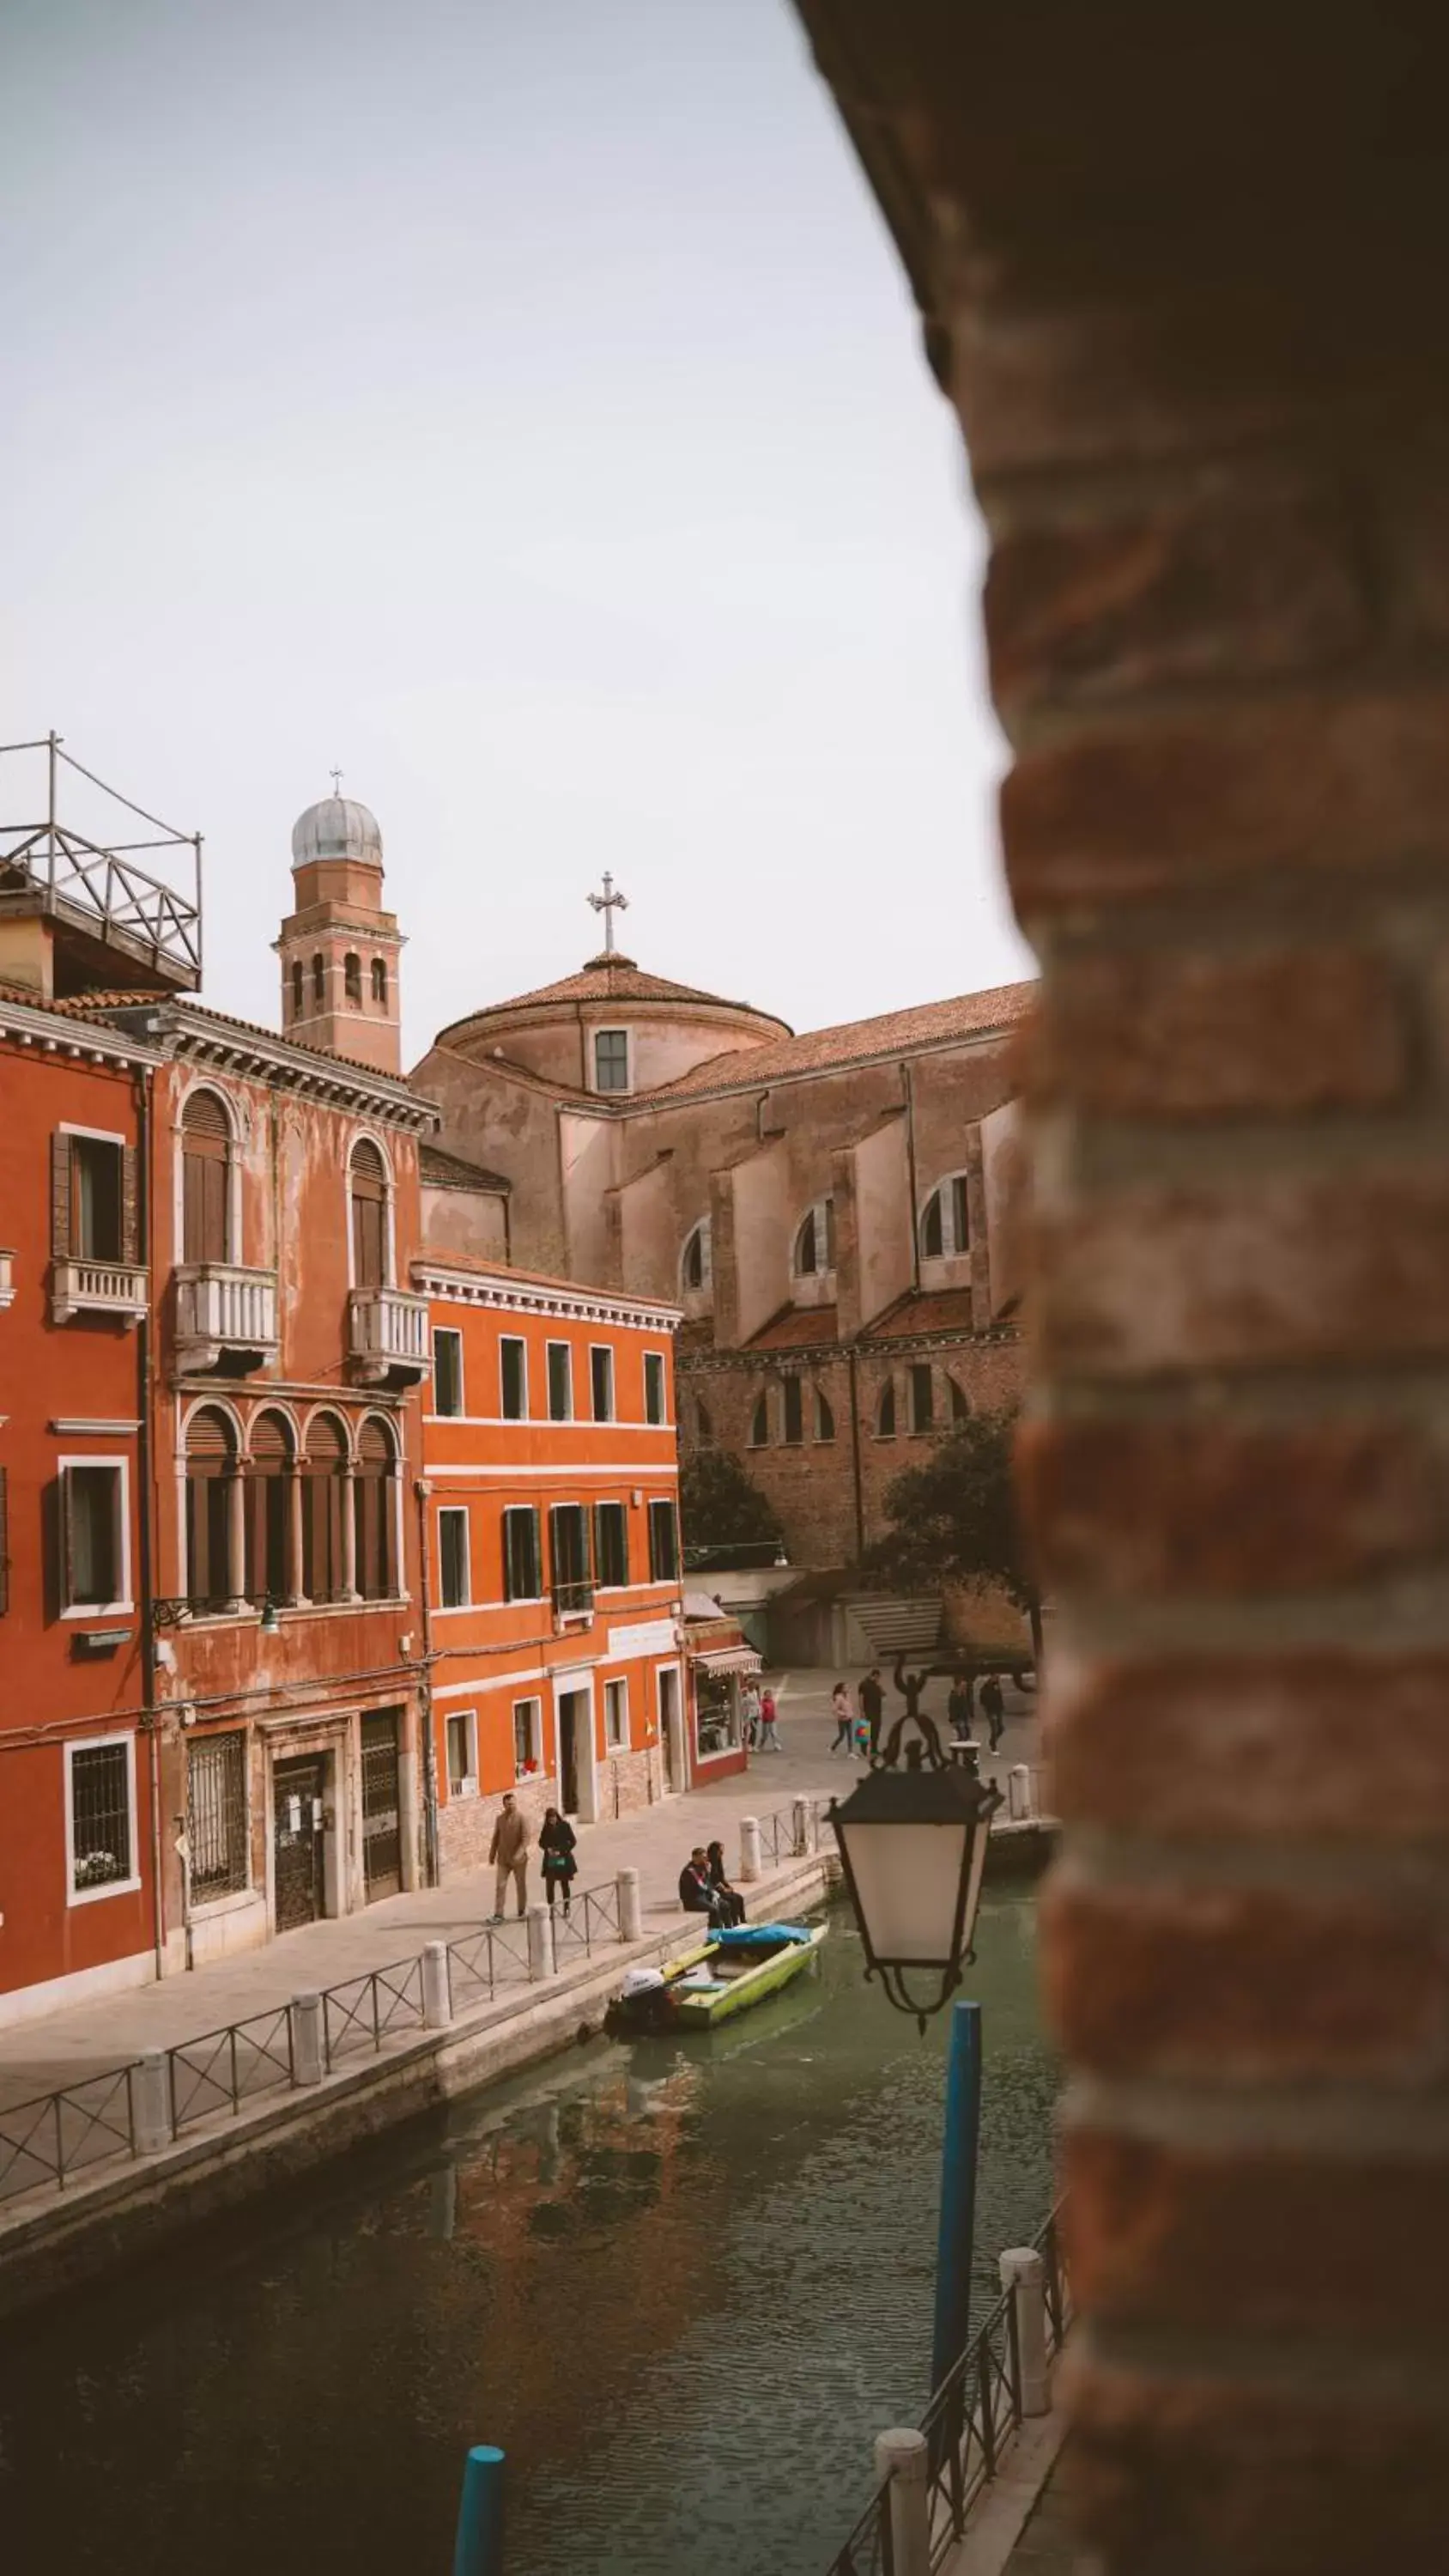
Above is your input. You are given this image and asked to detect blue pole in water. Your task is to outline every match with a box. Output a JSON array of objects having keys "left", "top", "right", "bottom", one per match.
[
  {"left": 453, "top": 2445, "right": 506, "bottom": 2576},
  {"left": 930, "top": 1999, "right": 983, "bottom": 2395}
]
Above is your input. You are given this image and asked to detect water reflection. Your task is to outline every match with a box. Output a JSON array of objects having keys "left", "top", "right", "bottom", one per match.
[{"left": 0, "top": 1895, "right": 1054, "bottom": 2576}]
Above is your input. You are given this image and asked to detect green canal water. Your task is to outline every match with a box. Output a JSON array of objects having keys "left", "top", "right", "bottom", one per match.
[{"left": 0, "top": 1894, "right": 1055, "bottom": 2576}]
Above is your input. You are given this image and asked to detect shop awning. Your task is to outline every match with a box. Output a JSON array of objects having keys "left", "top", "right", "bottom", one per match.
[{"left": 692, "top": 1646, "right": 761, "bottom": 1675}]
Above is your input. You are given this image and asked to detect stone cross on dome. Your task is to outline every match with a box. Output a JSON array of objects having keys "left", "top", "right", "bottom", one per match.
[
  {"left": 586, "top": 870, "right": 629, "bottom": 956},
  {"left": 329, "top": 767, "right": 343, "bottom": 797}
]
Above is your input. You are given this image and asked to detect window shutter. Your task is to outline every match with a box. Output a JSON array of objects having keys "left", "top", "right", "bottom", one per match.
[
  {"left": 0, "top": 1464, "right": 9, "bottom": 1614},
  {"left": 122, "top": 1146, "right": 140, "bottom": 1265},
  {"left": 60, "top": 1467, "right": 76, "bottom": 1609},
  {"left": 52, "top": 1133, "right": 72, "bottom": 1258}
]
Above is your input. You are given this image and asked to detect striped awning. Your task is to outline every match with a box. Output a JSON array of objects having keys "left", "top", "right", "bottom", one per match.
[{"left": 692, "top": 1646, "right": 762, "bottom": 1675}]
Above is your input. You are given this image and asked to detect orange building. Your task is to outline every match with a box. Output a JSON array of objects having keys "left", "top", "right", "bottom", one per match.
[{"left": 415, "top": 1255, "right": 686, "bottom": 1870}]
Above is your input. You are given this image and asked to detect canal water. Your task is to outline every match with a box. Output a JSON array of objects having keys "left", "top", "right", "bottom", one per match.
[{"left": 0, "top": 1894, "right": 1055, "bottom": 2576}]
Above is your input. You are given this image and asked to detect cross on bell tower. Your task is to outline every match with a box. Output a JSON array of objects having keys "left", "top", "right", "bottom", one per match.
[{"left": 586, "top": 871, "right": 629, "bottom": 956}]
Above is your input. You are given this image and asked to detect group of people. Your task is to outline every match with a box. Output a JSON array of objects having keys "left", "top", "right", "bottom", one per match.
[
  {"left": 740, "top": 1680, "right": 781, "bottom": 1752},
  {"left": 678, "top": 1841, "right": 747, "bottom": 1932},
  {"left": 829, "top": 1665, "right": 1009, "bottom": 1759},
  {"left": 487, "top": 1789, "right": 579, "bottom": 1922}
]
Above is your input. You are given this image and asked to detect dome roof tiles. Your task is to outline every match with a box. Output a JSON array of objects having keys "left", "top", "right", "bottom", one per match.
[{"left": 291, "top": 796, "right": 383, "bottom": 869}]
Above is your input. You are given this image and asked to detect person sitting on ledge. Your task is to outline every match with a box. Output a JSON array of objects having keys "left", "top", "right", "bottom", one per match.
[
  {"left": 706, "top": 1838, "right": 747, "bottom": 1928},
  {"left": 679, "top": 1846, "right": 730, "bottom": 1930}
]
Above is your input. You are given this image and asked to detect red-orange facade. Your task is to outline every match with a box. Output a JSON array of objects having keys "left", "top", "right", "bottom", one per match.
[{"left": 416, "top": 1257, "right": 688, "bottom": 1870}]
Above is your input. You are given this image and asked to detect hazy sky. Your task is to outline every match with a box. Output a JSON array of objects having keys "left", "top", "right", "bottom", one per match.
[{"left": 1, "top": 0, "right": 1034, "bottom": 1065}]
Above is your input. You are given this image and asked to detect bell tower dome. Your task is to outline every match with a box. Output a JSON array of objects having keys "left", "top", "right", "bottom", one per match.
[{"left": 273, "top": 787, "right": 404, "bottom": 1073}]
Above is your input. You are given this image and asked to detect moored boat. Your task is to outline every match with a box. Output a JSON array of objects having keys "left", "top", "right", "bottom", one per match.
[{"left": 606, "top": 1921, "right": 827, "bottom": 2033}]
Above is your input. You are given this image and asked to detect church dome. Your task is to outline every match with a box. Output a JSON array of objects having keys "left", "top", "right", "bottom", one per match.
[{"left": 291, "top": 795, "right": 383, "bottom": 870}]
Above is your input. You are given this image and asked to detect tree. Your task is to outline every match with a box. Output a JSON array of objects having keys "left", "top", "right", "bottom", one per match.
[
  {"left": 864, "top": 1407, "right": 1042, "bottom": 1662},
  {"left": 679, "top": 1449, "right": 782, "bottom": 1555}
]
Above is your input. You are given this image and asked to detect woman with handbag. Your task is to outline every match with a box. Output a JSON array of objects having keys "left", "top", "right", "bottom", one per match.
[{"left": 539, "top": 1805, "right": 578, "bottom": 1918}]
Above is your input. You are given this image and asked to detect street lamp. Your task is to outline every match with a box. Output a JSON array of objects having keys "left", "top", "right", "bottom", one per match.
[{"left": 828, "top": 1673, "right": 1001, "bottom": 2030}]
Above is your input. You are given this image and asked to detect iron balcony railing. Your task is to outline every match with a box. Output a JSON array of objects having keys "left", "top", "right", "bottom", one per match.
[
  {"left": 348, "top": 1285, "right": 429, "bottom": 1381},
  {"left": 173, "top": 1262, "right": 279, "bottom": 1370},
  {"left": 551, "top": 1576, "right": 594, "bottom": 1620}
]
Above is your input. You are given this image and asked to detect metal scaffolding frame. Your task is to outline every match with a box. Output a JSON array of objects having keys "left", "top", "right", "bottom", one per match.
[{"left": 0, "top": 732, "right": 203, "bottom": 985}]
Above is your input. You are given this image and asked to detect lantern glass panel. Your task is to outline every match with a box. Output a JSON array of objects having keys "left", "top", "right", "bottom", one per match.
[{"left": 839, "top": 1816, "right": 969, "bottom": 1965}]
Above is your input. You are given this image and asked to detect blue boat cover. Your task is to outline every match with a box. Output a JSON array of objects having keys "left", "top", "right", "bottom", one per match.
[{"left": 710, "top": 1923, "right": 814, "bottom": 1950}]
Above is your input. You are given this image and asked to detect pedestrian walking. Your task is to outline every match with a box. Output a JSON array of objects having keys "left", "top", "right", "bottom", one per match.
[
  {"left": 706, "top": 1839, "right": 747, "bottom": 1927},
  {"left": 858, "top": 1666, "right": 885, "bottom": 1759},
  {"left": 488, "top": 1790, "right": 531, "bottom": 1921},
  {"left": 948, "top": 1674, "right": 974, "bottom": 1743},
  {"left": 741, "top": 1680, "right": 762, "bottom": 1749},
  {"left": 829, "top": 1680, "right": 854, "bottom": 1755},
  {"left": 980, "top": 1674, "right": 1006, "bottom": 1752},
  {"left": 539, "top": 1805, "right": 577, "bottom": 1917},
  {"left": 757, "top": 1685, "right": 782, "bottom": 1752}
]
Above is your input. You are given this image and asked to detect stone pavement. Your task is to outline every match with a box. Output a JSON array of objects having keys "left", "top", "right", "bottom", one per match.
[{"left": 0, "top": 1667, "right": 1040, "bottom": 2111}]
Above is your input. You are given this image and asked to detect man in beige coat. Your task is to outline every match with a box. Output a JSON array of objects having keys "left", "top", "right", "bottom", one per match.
[{"left": 488, "top": 1791, "right": 531, "bottom": 1921}]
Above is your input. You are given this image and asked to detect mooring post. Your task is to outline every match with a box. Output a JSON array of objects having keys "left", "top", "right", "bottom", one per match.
[
  {"left": 421, "top": 1940, "right": 452, "bottom": 2031},
  {"left": 874, "top": 2428, "right": 931, "bottom": 2576},
  {"left": 1008, "top": 1763, "right": 1034, "bottom": 1821},
  {"left": 999, "top": 2245, "right": 1051, "bottom": 2415},
  {"left": 525, "top": 1903, "right": 555, "bottom": 1981},
  {"left": 292, "top": 1992, "right": 324, "bottom": 2087},
  {"left": 931, "top": 1998, "right": 983, "bottom": 2394},
  {"left": 452, "top": 2443, "right": 505, "bottom": 2576},
  {"left": 739, "top": 1815, "right": 762, "bottom": 1883},
  {"left": 791, "top": 1795, "right": 811, "bottom": 1856},
  {"left": 134, "top": 2050, "right": 172, "bottom": 2155},
  {"left": 616, "top": 1866, "right": 643, "bottom": 1941}
]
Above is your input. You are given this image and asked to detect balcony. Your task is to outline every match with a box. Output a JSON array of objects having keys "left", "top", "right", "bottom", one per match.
[
  {"left": 349, "top": 1284, "right": 429, "bottom": 1385},
  {"left": 52, "top": 1258, "right": 149, "bottom": 1327},
  {"left": 174, "top": 1263, "right": 279, "bottom": 1375},
  {"left": 552, "top": 1577, "right": 595, "bottom": 1625}
]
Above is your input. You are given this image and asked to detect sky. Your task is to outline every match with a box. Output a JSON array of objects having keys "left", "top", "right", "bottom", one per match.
[{"left": 0, "top": 0, "right": 1034, "bottom": 1066}]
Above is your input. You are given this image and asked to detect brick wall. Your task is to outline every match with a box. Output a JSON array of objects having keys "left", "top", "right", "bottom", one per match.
[{"left": 795, "top": 0, "right": 1449, "bottom": 2562}]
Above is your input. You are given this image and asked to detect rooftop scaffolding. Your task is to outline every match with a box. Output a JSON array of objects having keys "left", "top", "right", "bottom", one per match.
[{"left": 0, "top": 733, "right": 202, "bottom": 993}]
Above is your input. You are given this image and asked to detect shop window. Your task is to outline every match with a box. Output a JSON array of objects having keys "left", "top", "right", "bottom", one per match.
[
  {"left": 591, "top": 1346, "right": 615, "bottom": 1422},
  {"left": 513, "top": 1696, "right": 542, "bottom": 1779},
  {"left": 433, "top": 1327, "right": 464, "bottom": 1418},
  {"left": 185, "top": 1407, "right": 238, "bottom": 1607},
  {"left": 921, "top": 1174, "right": 971, "bottom": 1261},
  {"left": 66, "top": 1736, "right": 137, "bottom": 1900},
  {"left": 547, "top": 1341, "right": 573, "bottom": 1421},
  {"left": 682, "top": 1219, "right": 712, "bottom": 1291},
  {"left": 245, "top": 1409, "right": 293, "bottom": 1606},
  {"left": 349, "top": 1139, "right": 389, "bottom": 1289},
  {"left": 502, "top": 1504, "right": 541, "bottom": 1602},
  {"left": 909, "top": 1364, "right": 936, "bottom": 1433},
  {"left": 355, "top": 1416, "right": 398, "bottom": 1600},
  {"left": 792, "top": 1197, "right": 835, "bottom": 1278},
  {"left": 644, "top": 1351, "right": 667, "bottom": 1425},
  {"left": 446, "top": 1710, "right": 478, "bottom": 1796},
  {"left": 876, "top": 1380, "right": 897, "bottom": 1437},
  {"left": 371, "top": 957, "right": 388, "bottom": 1006},
  {"left": 749, "top": 1392, "right": 770, "bottom": 1447},
  {"left": 500, "top": 1335, "right": 527, "bottom": 1420},
  {"left": 344, "top": 951, "right": 363, "bottom": 1005},
  {"left": 782, "top": 1376, "right": 803, "bottom": 1445},
  {"left": 181, "top": 1089, "right": 231, "bottom": 1266},
  {"left": 815, "top": 1387, "right": 835, "bottom": 1442},
  {"left": 62, "top": 1461, "right": 128, "bottom": 1610},
  {"left": 593, "top": 1028, "right": 629, "bottom": 1093},
  {"left": 593, "top": 1500, "right": 629, "bottom": 1589},
  {"left": 648, "top": 1498, "right": 679, "bottom": 1583},
  {"left": 694, "top": 1670, "right": 739, "bottom": 1760},
  {"left": 187, "top": 1731, "right": 248, "bottom": 1900},
  {"left": 302, "top": 1412, "right": 349, "bottom": 1604},
  {"left": 438, "top": 1505, "right": 471, "bottom": 1609},
  {"left": 604, "top": 1678, "right": 628, "bottom": 1749}
]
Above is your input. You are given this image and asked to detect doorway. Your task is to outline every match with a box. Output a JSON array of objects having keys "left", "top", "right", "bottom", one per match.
[
  {"left": 361, "top": 1709, "right": 403, "bottom": 1902},
  {"left": 273, "top": 1754, "right": 326, "bottom": 1931},
  {"left": 659, "top": 1666, "right": 683, "bottom": 1794},
  {"left": 556, "top": 1687, "right": 596, "bottom": 1822}
]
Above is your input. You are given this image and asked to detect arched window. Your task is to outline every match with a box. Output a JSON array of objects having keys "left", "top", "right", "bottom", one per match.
[
  {"left": 681, "top": 1219, "right": 712, "bottom": 1292},
  {"left": 180, "top": 1088, "right": 231, "bottom": 1266},
  {"left": 246, "top": 1409, "right": 294, "bottom": 1607},
  {"left": 355, "top": 1416, "right": 397, "bottom": 1600},
  {"left": 312, "top": 952, "right": 325, "bottom": 1005},
  {"left": 948, "top": 1376, "right": 969, "bottom": 1425},
  {"left": 370, "top": 957, "right": 388, "bottom": 1006},
  {"left": 185, "top": 1406, "right": 239, "bottom": 1607},
  {"left": 909, "top": 1363, "right": 936, "bottom": 1433},
  {"left": 815, "top": 1386, "right": 835, "bottom": 1442},
  {"left": 302, "top": 1413, "right": 349, "bottom": 1605},
  {"left": 793, "top": 1198, "right": 835, "bottom": 1278},
  {"left": 920, "top": 1174, "right": 971, "bottom": 1261},
  {"left": 749, "top": 1392, "right": 770, "bottom": 1447},
  {"left": 349, "top": 1139, "right": 390, "bottom": 1289},
  {"left": 344, "top": 952, "right": 362, "bottom": 1006},
  {"left": 694, "top": 1394, "right": 714, "bottom": 1444},
  {"left": 291, "top": 959, "right": 304, "bottom": 1019},
  {"left": 876, "top": 1379, "right": 897, "bottom": 1437}
]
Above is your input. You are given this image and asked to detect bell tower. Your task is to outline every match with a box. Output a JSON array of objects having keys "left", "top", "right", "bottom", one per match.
[{"left": 274, "top": 788, "right": 403, "bottom": 1074}]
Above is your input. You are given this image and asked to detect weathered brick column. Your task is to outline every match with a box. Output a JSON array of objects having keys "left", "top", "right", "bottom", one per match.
[{"left": 796, "top": 3, "right": 1449, "bottom": 2564}]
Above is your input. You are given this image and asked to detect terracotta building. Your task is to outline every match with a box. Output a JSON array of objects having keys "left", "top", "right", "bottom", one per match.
[
  {"left": 411, "top": 918, "right": 1034, "bottom": 1577},
  {"left": 416, "top": 1256, "right": 687, "bottom": 1870}
]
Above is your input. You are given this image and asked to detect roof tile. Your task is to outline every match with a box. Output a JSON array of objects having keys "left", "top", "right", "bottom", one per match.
[{"left": 645, "top": 981, "right": 1036, "bottom": 1100}]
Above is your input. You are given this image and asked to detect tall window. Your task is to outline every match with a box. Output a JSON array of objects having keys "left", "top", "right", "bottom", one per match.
[
  {"left": 682, "top": 1219, "right": 712, "bottom": 1291},
  {"left": 55, "top": 1133, "right": 128, "bottom": 1263},
  {"left": 291, "top": 959, "right": 304, "bottom": 1019},
  {"left": 62, "top": 1463, "right": 126, "bottom": 1609},
  {"left": 67, "top": 1739, "right": 136, "bottom": 1899},
  {"left": 749, "top": 1392, "right": 770, "bottom": 1447},
  {"left": 513, "top": 1697, "right": 542, "bottom": 1779},
  {"left": 371, "top": 957, "right": 388, "bottom": 1005},
  {"left": 782, "top": 1376, "right": 803, "bottom": 1445},
  {"left": 949, "top": 1376, "right": 969, "bottom": 1425},
  {"left": 547, "top": 1341, "right": 573, "bottom": 1421},
  {"left": 603, "top": 1679, "right": 627, "bottom": 1749},
  {"left": 344, "top": 952, "right": 363, "bottom": 1005},
  {"left": 312, "top": 953, "right": 324, "bottom": 1005},
  {"left": 921, "top": 1175, "right": 971, "bottom": 1261},
  {"left": 815, "top": 1386, "right": 836, "bottom": 1442},
  {"left": 433, "top": 1327, "right": 464, "bottom": 1418},
  {"left": 910, "top": 1364, "right": 936, "bottom": 1433},
  {"left": 446, "top": 1711, "right": 478, "bottom": 1796},
  {"left": 648, "top": 1498, "right": 679, "bottom": 1583},
  {"left": 593, "top": 1500, "right": 629, "bottom": 1588},
  {"left": 355, "top": 1417, "right": 397, "bottom": 1600},
  {"left": 593, "top": 1029, "right": 629, "bottom": 1092},
  {"left": 438, "top": 1505, "right": 470, "bottom": 1608},
  {"left": 187, "top": 1732, "right": 248, "bottom": 1900},
  {"left": 877, "top": 1380, "right": 897, "bottom": 1437},
  {"left": 694, "top": 1395, "right": 714, "bottom": 1444},
  {"left": 591, "top": 1346, "right": 615, "bottom": 1421},
  {"left": 349, "top": 1139, "right": 389, "bottom": 1289},
  {"left": 550, "top": 1503, "right": 591, "bottom": 1614},
  {"left": 180, "top": 1090, "right": 230, "bottom": 1266},
  {"left": 500, "top": 1336, "right": 527, "bottom": 1420},
  {"left": 643, "top": 1351, "right": 666, "bottom": 1425},
  {"left": 502, "top": 1504, "right": 541, "bottom": 1602},
  {"left": 302, "top": 1413, "right": 348, "bottom": 1605},
  {"left": 185, "top": 1406, "right": 238, "bottom": 1607},
  {"left": 245, "top": 1409, "right": 293, "bottom": 1606},
  {"left": 793, "top": 1198, "right": 835, "bottom": 1278}
]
